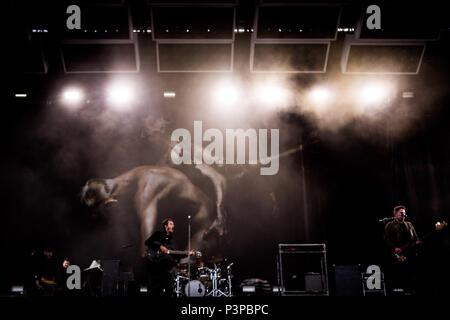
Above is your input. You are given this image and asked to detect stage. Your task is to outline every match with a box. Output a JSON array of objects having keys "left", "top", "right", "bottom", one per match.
[{"left": 2, "top": 0, "right": 450, "bottom": 306}]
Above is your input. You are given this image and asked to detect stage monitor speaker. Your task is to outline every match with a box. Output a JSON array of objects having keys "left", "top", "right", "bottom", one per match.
[{"left": 333, "top": 265, "right": 363, "bottom": 296}]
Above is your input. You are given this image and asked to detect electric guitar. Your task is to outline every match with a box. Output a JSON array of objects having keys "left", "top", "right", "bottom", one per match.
[
  {"left": 146, "top": 247, "right": 202, "bottom": 263},
  {"left": 394, "top": 221, "right": 447, "bottom": 262},
  {"left": 35, "top": 278, "right": 57, "bottom": 296}
]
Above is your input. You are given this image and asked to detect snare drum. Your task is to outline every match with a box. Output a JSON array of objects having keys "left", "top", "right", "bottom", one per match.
[
  {"left": 197, "top": 267, "right": 211, "bottom": 281},
  {"left": 184, "top": 280, "right": 206, "bottom": 297}
]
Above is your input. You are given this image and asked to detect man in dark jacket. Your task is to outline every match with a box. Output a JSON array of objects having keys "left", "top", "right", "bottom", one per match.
[
  {"left": 145, "top": 218, "right": 182, "bottom": 296},
  {"left": 384, "top": 205, "right": 421, "bottom": 294}
]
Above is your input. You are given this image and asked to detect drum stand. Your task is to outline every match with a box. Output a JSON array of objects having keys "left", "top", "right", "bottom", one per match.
[
  {"left": 226, "top": 263, "right": 233, "bottom": 297},
  {"left": 175, "top": 274, "right": 188, "bottom": 297},
  {"left": 207, "top": 264, "right": 230, "bottom": 297}
]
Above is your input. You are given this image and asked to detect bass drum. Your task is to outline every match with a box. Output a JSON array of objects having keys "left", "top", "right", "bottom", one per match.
[{"left": 184, "top": 280, "right": 206, "bottom": 297}]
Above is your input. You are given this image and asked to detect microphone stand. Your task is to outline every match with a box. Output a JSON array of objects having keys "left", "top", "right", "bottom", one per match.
[{"left": 187, "top": 215, "right": 191, "bottom": 293}]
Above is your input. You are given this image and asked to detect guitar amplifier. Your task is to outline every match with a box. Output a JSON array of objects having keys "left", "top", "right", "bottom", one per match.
[
  {"left": 277, "top": 244, "right": 329, "bottom": 296},
  {"left": 333, "top": 265, "right": 363, "bottom": 296},
  {"left": 279, "top": 244, "right": 327, "bottom": 253}
]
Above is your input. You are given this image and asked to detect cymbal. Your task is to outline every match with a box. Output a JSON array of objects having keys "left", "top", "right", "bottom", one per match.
[
  {"left": 177, "top": 261, "right": 200, "bottom": 269},
  {"left": 203, "top": 256, "right": 223, "bottom": 263}
]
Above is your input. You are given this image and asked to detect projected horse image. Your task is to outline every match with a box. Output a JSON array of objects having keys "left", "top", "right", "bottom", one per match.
[{"left": 80, "top": 166, "right": 227, "bottom": 255}]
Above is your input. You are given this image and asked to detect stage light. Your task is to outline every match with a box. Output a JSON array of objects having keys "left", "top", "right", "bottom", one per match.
[
  {"left": 308, "top": 87, "right": 332, "bottom": 105},
  {"left": 358, "top": 82, "right": 392, "bottom": 105},
  {"left": 62, "top": 88, "right": 85, "bottom": 106},
  {"left": 212, "top": 84, "right": 240, "bottom": 107},
  {"left": 106, "top": 82, "right": 136, "bottom": 111},
  {"left": 163, "top": 91, "right": 176, "bottom": 98},
  {"left": 15, "top": 93, "right": 27, "bottom": 98},
  {"left": 352, "top": 81, "right": 395, "bottom": 115},
  {"left": 304, "top": 86, "right": 333, "bottom": 115},
  {"left": 402, "top": 91, "right": 414, "bottom": 98},
  {"left": 255, "top": 85, "right": 288, "bottom": 106}
]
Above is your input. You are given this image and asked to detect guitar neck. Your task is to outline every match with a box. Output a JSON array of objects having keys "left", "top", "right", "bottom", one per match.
[
  {"left": 168, "top": 250, "right": 190, "bottom": 255},
  {"left": 419, "top": 221, "right": 447, "bottom": 242},
  {"left": 402, "top": 229, "right": 437, "bottom": 250},
  {"left": 420, "top": 231, "right": 435, "bottom": 241}
]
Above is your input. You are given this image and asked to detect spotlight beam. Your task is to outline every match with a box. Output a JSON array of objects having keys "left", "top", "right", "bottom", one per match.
[
  {"left": 106, "top": 82, "right": 137, "bottom": 112},
  {"left": 61, "top": 88, "right": 85, "bottom": 108}
]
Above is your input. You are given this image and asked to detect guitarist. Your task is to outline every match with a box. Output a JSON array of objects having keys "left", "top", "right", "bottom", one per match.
[
  {"left": 384, "top": 205, "right": 421, "bottom": 294},
  {"left": 145, "top": 218, "right": 193, "bottom": 296},
  {"left": 24, "top": 246, "right": 58, "bottom": 296}
]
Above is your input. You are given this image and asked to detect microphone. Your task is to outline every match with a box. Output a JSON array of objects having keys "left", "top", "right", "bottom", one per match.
[
  {"left": 378, "top": 215, "right": 407, "bottom": 223},
  {"left": 378, "top": 217, "right": 395, "bottom": 223}
]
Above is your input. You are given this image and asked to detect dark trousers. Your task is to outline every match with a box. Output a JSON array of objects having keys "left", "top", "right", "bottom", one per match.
[
  {"left": 147, "top": 257, "right": 174, "bottom": 297},
  {"left": 384, "top": 258, "right": 418, "bottom": 294}
]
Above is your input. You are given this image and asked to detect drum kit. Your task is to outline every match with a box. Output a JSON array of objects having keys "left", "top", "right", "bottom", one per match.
[{"left": 174, "top": 257, "right": 234, "bottom": 297}]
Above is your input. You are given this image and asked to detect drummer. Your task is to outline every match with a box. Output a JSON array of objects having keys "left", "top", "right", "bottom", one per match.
[{"left": 197, "top": 261, "right": 211, "bottom": 281}]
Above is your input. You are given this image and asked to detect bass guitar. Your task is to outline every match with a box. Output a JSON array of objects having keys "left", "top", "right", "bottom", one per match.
[
  {"left": 146, "top": 247, "right": 201, "bottom": 263},
  {"left": 394, "top": 221, "right": 447, "bottom": 262}
]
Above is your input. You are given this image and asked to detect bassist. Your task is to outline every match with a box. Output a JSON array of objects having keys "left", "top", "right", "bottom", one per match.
[
  {"left": 145, "top": 218, "right": 193, "bottom": 296},
  {"left": 384, "top": 205, "right": 421, "bottom": 294},
  {"left": 384, "top": 206, "right": 421, "bottom": 259}
]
